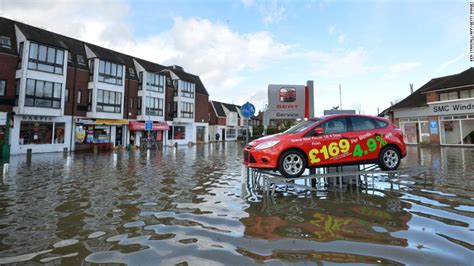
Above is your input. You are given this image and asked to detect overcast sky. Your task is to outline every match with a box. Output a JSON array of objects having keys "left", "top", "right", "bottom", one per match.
[{"left": 0, "top": 0, "right": 470, "bottom": 115}]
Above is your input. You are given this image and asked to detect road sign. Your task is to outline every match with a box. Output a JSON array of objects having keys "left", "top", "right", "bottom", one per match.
[
  {"left": 145, "top": 120, "right": 153, "bottom": 131},
  {"left": 241, "top": 102, "right": 255, "bottom": 118}
]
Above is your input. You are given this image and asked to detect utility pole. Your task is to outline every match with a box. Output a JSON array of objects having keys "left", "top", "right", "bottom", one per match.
[{"left": 339, "top": 84, "right": 342, "bottom": 109}]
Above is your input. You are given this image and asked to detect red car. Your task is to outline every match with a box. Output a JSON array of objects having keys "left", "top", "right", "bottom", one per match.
[{"left": 244, "top": 114, "right": 406, "bottom": 178}]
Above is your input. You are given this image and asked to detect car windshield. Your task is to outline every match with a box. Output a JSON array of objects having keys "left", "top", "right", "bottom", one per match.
[{"left": 284, "top": 119, "right": 321, "bottom": 134}]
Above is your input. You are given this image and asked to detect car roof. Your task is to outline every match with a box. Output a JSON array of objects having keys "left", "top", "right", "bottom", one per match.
[{"left": 314, "top": 114, "right": 390, "bottom": 122}]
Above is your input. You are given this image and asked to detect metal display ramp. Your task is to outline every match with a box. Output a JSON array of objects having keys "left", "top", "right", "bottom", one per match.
[{"left": 247, "top": 164, "right": 428, "bottom": 195}]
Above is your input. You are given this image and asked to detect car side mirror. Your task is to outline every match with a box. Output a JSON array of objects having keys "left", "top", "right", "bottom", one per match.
[{"left": 314, "top": 127, "right": 324, "bottom": 136}]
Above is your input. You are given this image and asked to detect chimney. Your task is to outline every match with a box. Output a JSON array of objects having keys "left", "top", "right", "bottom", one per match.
[
  {"left": 410, "top": 83, "right": 414, "bottom": 94},
  {"left": 171, "top": 65, "right": 183, "bottom": 71},
  {"left": 390, "top": 101, "right": 393, "bottom": 106}
]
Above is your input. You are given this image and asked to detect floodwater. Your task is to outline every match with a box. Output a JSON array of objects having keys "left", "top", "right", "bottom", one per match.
[{"left": 0, "top": 143, "right": 473, "bottom": 265}]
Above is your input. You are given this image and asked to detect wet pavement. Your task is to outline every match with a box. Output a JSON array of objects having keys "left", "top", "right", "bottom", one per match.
[{"left": 0, "top": 143, "right": 473, "bottom": 265}]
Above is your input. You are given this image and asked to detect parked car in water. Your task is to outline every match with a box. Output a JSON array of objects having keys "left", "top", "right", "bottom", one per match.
[{"left": 243, "top": 114, "right": 406, "bottom": 178}]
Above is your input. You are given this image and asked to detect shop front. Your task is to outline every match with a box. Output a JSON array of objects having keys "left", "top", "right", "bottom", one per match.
[
  {"left": 393, "top": 99, "right": 474, "bottom": 146},
  {"left": 74, "top": 118, "right": 128, "bottom": 151},
  {"left": 167, "top": 122, "right": 194, "bottom": 146},
  {"left": 10, "top": 114, "right": 72, "bottom": 155},
  {"left": 128, "top": 121, "right": 169, "bottom": 147}
]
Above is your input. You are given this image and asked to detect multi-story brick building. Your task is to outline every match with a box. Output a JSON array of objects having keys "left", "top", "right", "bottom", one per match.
[
  {"left": 381, "top": 67, "right": 474, "bottom": 146},
  {"left": 0, "top": 17, "right": 209, "bottom": 155}
]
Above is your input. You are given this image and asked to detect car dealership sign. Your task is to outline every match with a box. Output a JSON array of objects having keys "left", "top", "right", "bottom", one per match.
[{"left": 267, "top": 81, "right": 314, "bottom": 120}]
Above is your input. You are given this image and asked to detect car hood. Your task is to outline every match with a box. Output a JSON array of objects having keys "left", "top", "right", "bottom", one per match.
[{"left": 248, "top": 133, "right": 285, "bottom": 146}]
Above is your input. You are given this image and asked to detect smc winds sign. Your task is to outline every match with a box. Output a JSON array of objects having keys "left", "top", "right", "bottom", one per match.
[{"left": 429, "top": 99, "right": 474, "bottom": 115}]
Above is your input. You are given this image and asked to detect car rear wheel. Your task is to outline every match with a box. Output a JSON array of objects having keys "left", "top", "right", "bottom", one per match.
[
  {"left": 278, "top": 150, "right": 306, "bottom": 178},
  {"left": 378, "top": 146, "right": 401, "bottom": 170}
]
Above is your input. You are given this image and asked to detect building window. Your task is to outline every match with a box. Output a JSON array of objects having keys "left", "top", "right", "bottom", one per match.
[
  {"left": 77, "top": 90, "right": 82, "bottom": 104},
  {"left": 146, "top": 73, "right": 165, "bottom": 93},
  {"left": 129, "top": 67, "right": 135, "bottom": 78},
  {"left": 0, "top": 80, "right": 6, "bottom": 96},
  {"left": 172, "top": 126, "right": 186, "bottom": 140},
  {"left": 65, "top": 88, "right": 69, "bottom": 103},
  {"left": 96, "top": 89, "right": 122, "bottom": 113},
  {"left": 146, "top": 96, "right": 163, "bottom": 116},
  {"left": 137, "top": 97, "right": 142, "bottom": 115},
  {"left": 173, "top": 101, "right": 178, "bottom": 118},
  {"left": 460, "top": 88, "right": 474, "bottom": 99},
  {"left": 138, "top": 71, "right": 143, "bottom": 90},
  {"left": 25, "top": 79, "right": 62, "bottom": 109},
  {"left": 17, "top": 42, "right": 24, "bottom": 69},
  {"left": 439, "top": 91, "right": 459, "bottom": 101},
  {"left": 15, "top": 79, "right": 20, "bottom": 105},
  {"left": 19, "top": 122, "right": 53, "bottom": 144},
  {"left": 0, "top": 36, "right": 11, "bottom": 49},
  {"left": 226, "top": 128, "right": 236, "bottom": 139},
  {"left": 98, "top": 60, "right": 123, "bottom": 86},
  {"left": 77, "top": 55, "right": 85, "bottom": 65},
  {"left": 54, "top": 123, "right": 65, "bottom": 144},
  {"left": 68, "top": 53, "right": 72, "bottom": 63},
  {"left": 28, "top": 42, "right": 64, "bottom": 75},
  {"left": 87, "top": 89, "right": 92, "bottom": 111},
  {"left": 89, "top": 59, "right": 94, "bottom": 82},
  {"left": 180, "top": 80, "right": 195, "bottom": 98},
  {"left": 181, "top": 102, "right": 194, "bottom": 118}
]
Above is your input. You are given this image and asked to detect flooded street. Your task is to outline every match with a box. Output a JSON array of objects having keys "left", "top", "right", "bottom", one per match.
[{"left": 0, "top": 143, "right": 473, "bottom": 265}]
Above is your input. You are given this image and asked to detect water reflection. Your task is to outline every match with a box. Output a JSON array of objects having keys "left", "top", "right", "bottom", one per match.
[{"left": 0, "top": 144, "right": 472, "bottom": 265}]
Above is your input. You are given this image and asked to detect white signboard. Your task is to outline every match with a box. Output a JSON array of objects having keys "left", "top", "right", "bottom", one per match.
[
  {"left": 428, "top": 99, "right": 474, "bottom": 116},
  {"left": 267, "top": 84, "right": 310, "bottom": 119}
]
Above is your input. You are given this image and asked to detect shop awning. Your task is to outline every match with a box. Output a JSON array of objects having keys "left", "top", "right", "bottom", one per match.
[
  {"left": 95, "top": 119, "right": 129, "bottom": 125},
  {"left": 129, "top": 121, "right": 170, "bottom": 131}
]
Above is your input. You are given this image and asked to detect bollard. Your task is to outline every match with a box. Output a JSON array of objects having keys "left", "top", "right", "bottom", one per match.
[
  {"left": 26, "top": 149, "right": 32, "bottom": 163},
  {"left": 63, "top": 147, "right": 68, "bottom": 157},
  {"left": 2, "top": 163, "right": 8, "bottom": 179}
]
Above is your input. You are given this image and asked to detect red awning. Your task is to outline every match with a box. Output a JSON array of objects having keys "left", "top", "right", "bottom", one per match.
[{"left": 129, "top": 121, "right": 169, "bottom": 131}]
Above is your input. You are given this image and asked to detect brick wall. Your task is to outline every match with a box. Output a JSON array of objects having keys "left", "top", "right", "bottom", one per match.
[
  {"left": 0, "top": 53, "right": 18, "bottom": 112},
  {"left": 124, "top": 79, "right": 138, "bottom": 119},
  {"left": 194, "top": 93, "right": 209, "bottom": 123},
  {"left": 65, "top": 67, "right": 89, "bottom": 117},
  {"left": 165, "top": 86, "right": 174, "bottom": 121},
  {"left": 426, "top": 92, "right": 438, "bottom": 103}
]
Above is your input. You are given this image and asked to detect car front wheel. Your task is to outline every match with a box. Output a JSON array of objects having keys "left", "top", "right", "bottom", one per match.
[
  {"left": 378, "top": 146, "right": 401, "bottom": 170},
  {"left": 278, "top": 150, "right": 306, "bottom": 178}
]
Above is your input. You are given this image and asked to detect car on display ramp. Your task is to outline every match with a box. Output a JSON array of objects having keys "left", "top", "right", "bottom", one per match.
[{"left": 244, "top": 114, "right": 407, "bottom": 178}]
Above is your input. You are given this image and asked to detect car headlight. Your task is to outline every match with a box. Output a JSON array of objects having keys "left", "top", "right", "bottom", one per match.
[{"left": 254, "top": 140, "right": 280, "bottom": 150}]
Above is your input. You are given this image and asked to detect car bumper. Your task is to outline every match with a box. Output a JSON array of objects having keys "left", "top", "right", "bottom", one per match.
[{"left": 243, "top": 146, "right": 278, "bottom": 169}]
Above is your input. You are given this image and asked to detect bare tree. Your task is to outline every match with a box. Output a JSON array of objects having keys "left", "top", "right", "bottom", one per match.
[{"left": 352, "top": 104, "right": 366, "bottom": 115}]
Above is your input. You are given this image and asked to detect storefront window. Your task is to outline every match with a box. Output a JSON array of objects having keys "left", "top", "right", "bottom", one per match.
[
  {"left": 173, "top": 126, "right": 186, "bottom": 139},
  {"left": 226, "top": 128, "right": 236, "bottom": 138},
  {"left": 461, "top": 119, "right": 474, "bottom": 145},
  {"left": 19, "top": 122, "right": 53, "bottom": 144},
  {"left": 54, "top": 123, "right": 65, "bottom": 144},
  {"left": 440, "top": 120, "right": 461, "bottom": 145},
  {"left": 419, "top": 121, "right": 430, "bottom": 144},
  {"left": 401, "top": 123, "right": 418, "bottom": 144},
  {"left": 94, "top": 125, "right": 111, "bottom": 143}
]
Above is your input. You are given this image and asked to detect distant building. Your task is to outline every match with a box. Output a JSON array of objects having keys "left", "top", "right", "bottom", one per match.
[
  {"left": 208, "top": 101, "right": 250, "bottom": 141},
  {"left": 380, "top": 68, "right": 474, "bottom": 146}
]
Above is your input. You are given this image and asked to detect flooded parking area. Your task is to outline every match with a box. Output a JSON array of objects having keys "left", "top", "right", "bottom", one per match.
[{"left": 0, "top": 143, "right": 473, "bottom": 265}]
